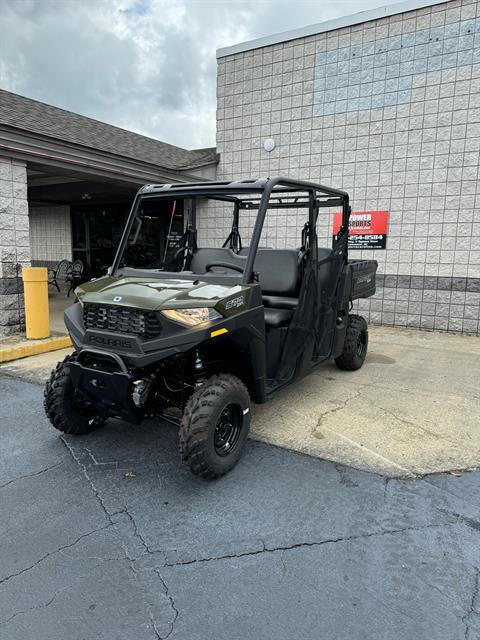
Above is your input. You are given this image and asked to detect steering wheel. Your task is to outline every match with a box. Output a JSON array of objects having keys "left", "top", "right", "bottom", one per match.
[{"left": 205, "top": 262, "right": 245, "bottom": 274}]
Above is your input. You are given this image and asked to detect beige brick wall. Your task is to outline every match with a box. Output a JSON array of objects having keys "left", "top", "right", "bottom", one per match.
[
  {"left": 29, "top": 205, "right": 72, "bottom": 264},
  {"left": 205, "top": 0, "right": 480, "bottom": 334}
]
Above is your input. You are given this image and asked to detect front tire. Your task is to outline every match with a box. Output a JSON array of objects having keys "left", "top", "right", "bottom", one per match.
[
  {"left": 44, "top": 355, "right": 105, "bottom": 435},
  {"left": 335, "top": 314, "right": 368, "bottom": 371},
  {"left": 179, "top": 374, "right": 250, "bottom": 480}
]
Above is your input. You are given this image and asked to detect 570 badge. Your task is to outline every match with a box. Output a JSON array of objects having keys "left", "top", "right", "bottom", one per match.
[{"left": 224, "top": 295, "right": 245, "bottom": 311}]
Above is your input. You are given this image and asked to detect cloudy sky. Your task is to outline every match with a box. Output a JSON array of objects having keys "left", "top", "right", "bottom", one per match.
[{"left": 0, "top": 0, "right": 401, "bottom": 149}]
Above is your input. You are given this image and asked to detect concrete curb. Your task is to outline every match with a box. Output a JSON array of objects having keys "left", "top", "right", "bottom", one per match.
[{"left": 0, "top": 336, "right": 72, "bottom": 363}]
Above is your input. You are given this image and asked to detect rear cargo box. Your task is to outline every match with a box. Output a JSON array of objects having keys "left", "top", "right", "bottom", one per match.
[{"left": 348, "top": 259, "right": 378, "bottom": 299}]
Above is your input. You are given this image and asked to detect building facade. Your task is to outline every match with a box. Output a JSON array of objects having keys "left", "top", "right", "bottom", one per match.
[
  {"left": 210, "top": 0, "right": 480, "bottom": 334},
  {"left": 0, "top": 90, "right": 218, "bottom": 335}
]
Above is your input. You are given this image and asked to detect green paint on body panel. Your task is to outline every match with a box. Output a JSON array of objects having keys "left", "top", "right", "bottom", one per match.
[{"left": 75, "top": 276, "right": 251, "bottom": 314}]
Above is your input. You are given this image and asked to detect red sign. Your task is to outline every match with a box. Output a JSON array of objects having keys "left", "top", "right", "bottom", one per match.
[{"left": 332, "top": 210, "right": 389, "bottom": 249}]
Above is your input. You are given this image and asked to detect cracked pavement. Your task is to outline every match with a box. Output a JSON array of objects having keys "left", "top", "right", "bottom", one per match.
[
  {"left": 2, "top": 325, "right": 479, "bottom": 478},
  {"left": 1, "top": 376, "right": 480, "bottom": 639},
  {"left": 251, "top": 325, "right": 480, "bottom": 476}
]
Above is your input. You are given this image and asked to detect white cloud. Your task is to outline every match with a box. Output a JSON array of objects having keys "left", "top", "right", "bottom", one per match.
[{"left": 0, "top": 0, "right": 402, "bottom": 149}]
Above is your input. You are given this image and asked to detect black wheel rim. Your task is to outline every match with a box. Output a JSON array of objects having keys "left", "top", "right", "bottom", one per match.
[
  {"left": 214, "top": 403, "right": 243, "bottom": 456},
  {"left": 356, "top": 331, "right": 367, "bottom": 358}
]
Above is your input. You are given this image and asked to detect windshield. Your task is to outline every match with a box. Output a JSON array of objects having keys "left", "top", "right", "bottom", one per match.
[{"left": 120, "top": 198, "right": 184, "bottom": 270}]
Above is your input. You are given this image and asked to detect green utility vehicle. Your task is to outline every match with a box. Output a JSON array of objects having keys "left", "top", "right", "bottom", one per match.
[{"left": 44, "top": 177, "right": 377, "bottom": 479}]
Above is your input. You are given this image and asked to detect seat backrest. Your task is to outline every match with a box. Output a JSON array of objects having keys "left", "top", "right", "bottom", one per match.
[
  {"left": 71, "top": 259, "right": 84, "bottom": 275},
  {"left": 56, "top": 259, "right": 71, "bottom": 277},
  {"left": 190, "top": 247, "right": 301, "bottom": 296},
  {"left": 237, "top": 246, "right": 271, "bottom": 255},
  {"left": 254, "top": 249, "right": 300, "bottom": 296},
  {"left": 190, "top": 248, "right": 243, "bottom": 274}
]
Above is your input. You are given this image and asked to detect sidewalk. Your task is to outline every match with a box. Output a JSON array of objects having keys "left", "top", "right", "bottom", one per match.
[
  {"left": 0, "top": 290, "right": 72, "bottom": 364},
  {"left": 0, "top": 334, "right": 72, "bottom": 364},
  {"left": 0, "top": 325, "right": 478, "bottom": 478}
]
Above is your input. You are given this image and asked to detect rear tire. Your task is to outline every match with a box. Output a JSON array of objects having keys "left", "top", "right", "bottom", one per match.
[
  {"left": 44, "top": 355, "right": 105, "bottom": 435},
  {"left": 335, "top": 314, "right": 368, "bottom": 371},
  {"left": 179, "top": 374, "right": 250, "bottom": 480}
]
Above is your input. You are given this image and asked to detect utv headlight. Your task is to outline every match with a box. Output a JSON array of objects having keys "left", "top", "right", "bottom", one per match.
[{"left": 161, "top": 307, "right": 222, "bottom": 327}]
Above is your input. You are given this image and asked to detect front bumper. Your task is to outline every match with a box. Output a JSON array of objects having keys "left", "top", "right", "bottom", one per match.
[{"left": 69, "top": 350, "right": 140, "bottom": 423}]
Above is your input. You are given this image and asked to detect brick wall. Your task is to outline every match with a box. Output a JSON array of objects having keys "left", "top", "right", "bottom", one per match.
[
  {"left": 29, "top": 205, "right": 72, "bottom": 264},
  {"left": 0, "top": 157, "right": 29, "bottom": 335},
  {"left": 208, "top": 0, "right": 480, "bottom": 335}
]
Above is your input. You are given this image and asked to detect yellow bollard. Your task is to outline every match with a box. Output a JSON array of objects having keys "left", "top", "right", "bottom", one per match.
[{"left": 22, "top": 267, "right": 50, "bottom": 339}]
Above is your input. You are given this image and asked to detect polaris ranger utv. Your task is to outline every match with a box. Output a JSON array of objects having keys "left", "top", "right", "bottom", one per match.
[{"left": 44, "top": 177, "right": 377, "bottom": 479}]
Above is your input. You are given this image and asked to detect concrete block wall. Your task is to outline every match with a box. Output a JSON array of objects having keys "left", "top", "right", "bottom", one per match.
[
  {"left": 0, "top": 157, "right": 30, "bottom": 335},
  {"left": 29, "top": 205, "right": 72, "bottom": 265},
  {"left": 208, "top": 0, "right": 480, "bottom": 335}
]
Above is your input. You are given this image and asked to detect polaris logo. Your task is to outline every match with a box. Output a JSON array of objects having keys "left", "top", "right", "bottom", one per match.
[
  {"left": 225, "top": 296, "right": 244, "bottom": 310},
  {"left": 88, "top": 335, "right": 133, "bottom": 349}
]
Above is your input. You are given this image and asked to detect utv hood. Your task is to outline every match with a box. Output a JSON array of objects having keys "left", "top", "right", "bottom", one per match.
[{"left": 76, "top": 276, "right": 247, "bottom": 311}]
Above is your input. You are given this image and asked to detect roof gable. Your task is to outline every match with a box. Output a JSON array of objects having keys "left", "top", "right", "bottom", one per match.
[{"left": 0, "top": 89, "right": 217, "bottom": 171}]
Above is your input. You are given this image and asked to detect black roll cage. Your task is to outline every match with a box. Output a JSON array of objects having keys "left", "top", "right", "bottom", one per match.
[{"left": 112, "top": 177, "right": 351, "bottom": 283}]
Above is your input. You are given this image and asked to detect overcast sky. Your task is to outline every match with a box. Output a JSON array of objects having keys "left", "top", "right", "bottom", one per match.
[{"left": 0, "top": 0, "right": 401, "bottom": 149}]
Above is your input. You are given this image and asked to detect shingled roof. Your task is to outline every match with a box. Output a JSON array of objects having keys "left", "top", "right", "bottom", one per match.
[{"left": 0, "top": 89, "right": 217, "bottom": 171}]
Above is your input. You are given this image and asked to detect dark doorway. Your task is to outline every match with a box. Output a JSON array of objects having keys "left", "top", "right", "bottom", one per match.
[{"left": 72, "top": 200, "right": 184, "bottom": 277}]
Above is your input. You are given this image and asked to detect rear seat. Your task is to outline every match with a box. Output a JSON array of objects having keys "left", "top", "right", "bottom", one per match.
[{"left": 190, "top": 247, "right": 302, "bottom": 328}]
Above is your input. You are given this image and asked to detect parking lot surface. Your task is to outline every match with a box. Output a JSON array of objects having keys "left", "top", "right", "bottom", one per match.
[
  {"left": 1, "top": 376, "right": 479, "bottom": 639},
  {"left": 253, "top": 325, "right": 480, "bottom": 476},
  {"left": 2, "top": 325, "right": 479, "bottom": 477}
]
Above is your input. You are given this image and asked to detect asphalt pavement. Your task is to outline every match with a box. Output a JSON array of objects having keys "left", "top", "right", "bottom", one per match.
[
  {"left": 1, "top": 375, "right": 479, "bottom": 640},
  {"left": 2, "top": 325, "right": 479, "bottom": 477}
]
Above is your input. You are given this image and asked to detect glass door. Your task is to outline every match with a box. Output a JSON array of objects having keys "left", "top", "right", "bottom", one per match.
[
  {"left": 71, "top": 211, "right": 89, "bottom": 272},
  {"left": 88, "top": 208, "right": 126, "bottom": 277},
  {"left": 71, "top": 204, "right": 129, "bottom": 278}
]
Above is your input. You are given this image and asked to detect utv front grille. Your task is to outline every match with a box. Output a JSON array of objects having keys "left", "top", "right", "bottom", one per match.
[{"left": 83, "top": 303, "right": 162, "bottom": 340}]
